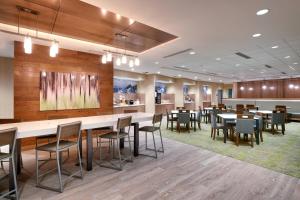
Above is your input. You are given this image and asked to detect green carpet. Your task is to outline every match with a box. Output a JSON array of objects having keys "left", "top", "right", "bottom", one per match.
[{"left": 161, "top": 120, "right": 300, "bottom": 178}]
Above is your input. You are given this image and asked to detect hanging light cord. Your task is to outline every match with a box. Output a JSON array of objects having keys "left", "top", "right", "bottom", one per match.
[{"left": 51, "top": 0, "right": 61, "bottom": 35}]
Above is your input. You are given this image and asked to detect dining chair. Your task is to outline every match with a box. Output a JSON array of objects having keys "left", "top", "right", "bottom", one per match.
[
  {"left": 177, "top": 112, "right": 190, "bottom": 133},
  {"left": 139, "top": 114, "right": 164, "bottom": 158},
  {"left": 36, "top": 115, "right": 70, "bottom": 160},
  {"left": 166, "top": 110, "right": 177, "bottom": 131},
  {"left": 255, "top": 112, "right": 264, "bottom": 142},
  {"left": 235, "top": 114, "right": 255, "bottom": 147},
  {"left": 0, "top": 128, "right": 19, "bottom": 200},
  {"left": 36, "top": 121, "right": 83, "bottom": 193},
  {"left": 98, "top": 116, "right": 133, "bottom": 170},
  {"left": 266, "top": 110, "right": 285, "bottom": 135},
  {"left": 190, "top": 111, "right": 202, "bottom": 130},
  {"left": 275, "top": 105, "right": 287, "bottom": 122},
  {"left": 236, "top": 104, "right": 244, "bottom": 114},
  {"left": 0, "top": 119, "right": 22, "bottom": 170},
  {"left": 210, "top": 112, "right": 227, "bottom": 143},
  {"left": 246, "top": 104, "right": 256, "bottom": 109}
]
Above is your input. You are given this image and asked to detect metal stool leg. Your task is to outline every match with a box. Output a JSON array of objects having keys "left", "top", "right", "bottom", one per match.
[
  {"left": 77, "top": 146, "right": 83, "bottom": 179},
  {"left": 145, "top": 131, "right": 148, "bottom": 150},
  {"left": 12, "top": 155, "right": 19, "bottom": 200},
  {"left": 56, "top": 151, "right": 63, "bottom": 193},
  {"left": 116, "top": 139, "right": 122, "bottom": 170},
  {"left": 159, "top": 129, "right": 164, "bottom": 153},
  {"left": 127, "top": 134, "right": 133, "bottom": 162},
  {"left": 152, "top": 132, "right": 158, "bottom": 158}
]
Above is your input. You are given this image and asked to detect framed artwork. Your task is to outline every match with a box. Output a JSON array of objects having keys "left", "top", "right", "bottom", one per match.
[{"left": 40, "top": 71, "right": 100, "bottom": 111}]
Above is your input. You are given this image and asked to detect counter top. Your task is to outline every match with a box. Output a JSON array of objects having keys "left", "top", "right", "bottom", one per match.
[
  {"left": 155, "top": 103, "right": 174, "bottom": 105},
  {"left": 114, "top": 104, "right": 145, "bottom": 108}
]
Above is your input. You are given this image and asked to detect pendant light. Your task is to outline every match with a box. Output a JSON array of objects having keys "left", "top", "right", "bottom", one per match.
[
  {"left": 129, "top": 59, "right": 134, "bottom": 68},
  {"left": 24, "top": 35, "right": 32, "bottom": 54},
  {"left": 101, "top": 54, "right": 107, "bottom": 64},
  {"left": 134, "top": 57, "right": 140, "bottom": 66},
  {"left": 107, "top": 52, "right": 112, "bottom": 62},
  {"left": 116, "top": 57, "right": 121, "bottom": 66},
  {"left": 121, "top": 55, "right": 127, "bottom": 64},
  {"left": 49, "top": 40, "right": 59, "bottom": 57}
]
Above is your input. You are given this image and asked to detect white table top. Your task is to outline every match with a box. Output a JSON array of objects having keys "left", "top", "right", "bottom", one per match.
[
  {"left": 218, "top": 113, "right": 259, "bottom": 120},
  {"left": 0, "top": 112, "right": 153, "bottom": 139},
  {"left": 249, "top": 110, "right": 273, "bottom": 114},
  {"left": 171, "top": 110, "right": 197, "bottom": 114}
]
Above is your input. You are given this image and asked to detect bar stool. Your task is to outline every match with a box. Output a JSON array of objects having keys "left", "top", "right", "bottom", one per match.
[
  {"left": 36, "top": 121, "right": 83, "bottom": 193},
  {"left": 138, "top": 114, "right": 164, "bottom": 158},
  {"left": 98, "top": 116, "right": 133, "bottom": 171},
  {"left": 0, "top": 128, "right": 18, "bottom": 200}
]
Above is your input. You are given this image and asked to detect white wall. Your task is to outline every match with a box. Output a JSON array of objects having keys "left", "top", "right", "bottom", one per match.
[{"left": 0, "top": 57, "right": 14, "bottom": 118}]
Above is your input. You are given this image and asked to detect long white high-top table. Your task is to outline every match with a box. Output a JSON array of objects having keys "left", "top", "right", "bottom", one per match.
[{"left": 0, "top": 112, "right": 153, "bottom": 172}]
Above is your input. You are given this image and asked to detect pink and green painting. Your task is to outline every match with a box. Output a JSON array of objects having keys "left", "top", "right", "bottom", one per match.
[{"left": 40, "top": 71, "right": 100, "bottom": 111}]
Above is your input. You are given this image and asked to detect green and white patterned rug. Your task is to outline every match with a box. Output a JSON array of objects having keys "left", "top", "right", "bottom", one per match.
[{"left": 161, "top": 120, "right": 300, "bottom": 178}]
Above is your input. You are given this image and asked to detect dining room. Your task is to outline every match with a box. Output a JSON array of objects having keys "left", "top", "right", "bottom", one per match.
[{"left": 0, "top": 0, "right": 300, "bottom": 200}]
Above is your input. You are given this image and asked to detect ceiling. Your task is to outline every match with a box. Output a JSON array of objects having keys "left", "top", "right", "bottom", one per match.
[
  {"left": 0, "top": 0, "right": 176, "bottom": 52},
  {"left": 0, "top": 0, "right": 300, "bottom": 83}
]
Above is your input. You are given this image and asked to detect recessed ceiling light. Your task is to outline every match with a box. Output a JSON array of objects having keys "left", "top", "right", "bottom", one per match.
[
  {"left": 235, "top": 64, "right": 240, "bottom": 67},
  {"left": 260, "top": 71, "right": 264, "bottom": 74},
  {"left": 216, "top": 57, "right": 221, "bottom": 61},
  {"left": 208, "top": 77, "right": 211, "bottom": 81},
  {"left": 116, "top": 14, "right": 121, "bottom": 20},
  {"left": 256, "top": 9, "right": 269, "bottom": 16},
  {"left": 101, "top": 8, "right": 107, "bottom": 16},
  {"left": 181, "top": 65, "right": 185, "bottom": 68},
  {"left": 271, "top": 45, "right": 279, "bottom": 49},
  {"left": 189, "top": 51, "right": 196, "bottom": 55},
  {"left": 155, "top": 61, "right": 159, "bottom": 64},
  {"left": 284, "top": 56, "right": 290, "bottom": 59},
  {"left": 294, "top": 62, "right": 298, "bottom": 65},
  {"left": 131, "top": 68, "right": 134, "bottom": 71},
  {"left": 219, "top": 80, "right": 222, "bottom": 82},
  {"left": 252, "top": 33, "right": 262, "bottom": 38},
  {"left": 178, "top": 74, "right": 182, "bottom": 77},
  {"left": 157, "top": 71, "right": 160, "bottom": 74},
  {"left": 129, "top": 18, "right": 135, "bottom": 25},
  {"left": 194, "top": 76, "right": 198, "bottom": 79}
]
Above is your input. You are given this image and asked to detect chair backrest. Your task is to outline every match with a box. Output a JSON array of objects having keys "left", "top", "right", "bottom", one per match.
[
  {"left": 275, "top": 105, "right": 286, "bottom": 111},
  {"left": 272, "top": 110, "right": 285, "bottom": 124},
  {"left": 124, "top": 110, "right": 138, "bottom": 113},
  {"left": 218, "top": 103, "right": 225, "bottom": 109},
  {"left": 255, "top": 112, "right": 263, "bottom": 131},
  {"left": 152, "top": 114, "right": 163, "bottom": 127},
  {"left": 178, "top": 113, "right": 190, "bottom": 124},
  {"left": 246, "top": 104, "right": 255, "bottom": 109},
  {"left": 236, "top": 104, "right": 244, "bottom": 110},
  {"left": 236, "top": 118, "right": 254, "bottom": 134},
  {"left": 0, "top": 128, "right": 17, "bottom": 156},
  {"left": 117, "top": 116, "right": 132, "bottom": 130},
  {"left": 210, "top": 112, "right": 217, "bottom": 128},
  {"left": 57, "top": 121, "right": 82, "bottom": 145}
]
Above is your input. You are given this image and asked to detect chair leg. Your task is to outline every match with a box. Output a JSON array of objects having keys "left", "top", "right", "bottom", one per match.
[
  {"left": 56, "top": 152, "right": 63, "bottom": 193},
  {"left": 12, "top": 156, "right": 19, "bottom": 200},
  {"left": 251, "top": 134, "right": 254, "bottom": 147},
  {"left": 198, "top": 122, "right": 201, "bottom": 130},
  {"left": 36, "top": 150, "right": 39, "bottom": 186},
  {"left": 159, "top": 129, "right": 164, "bottom": 153},
  {"left": 152, "top": 132, "right": 158, "bottom": 159},
  {"left": 77, "top": 146, "right": 83, "bottom": 179},
  {"left": 236, "top": 133, "right": 240, "bottom": 146},
  {"left": 282, "top": 124, "right": 285, "bottom": 135},
  {"left": 99, "top": 137, "right": 102, "bottom": 161},
  {"left": 145, "top": 131, "right": 148, "bottom": 150},
  {"left": 127, "top": 134, "right": 133, "bottom": 162},
  {"left": 116, "top": 139, "right": 122, "bottom": 170},
  {"left": 211, "top": 128, "right": 213, "bottom": 138},
  {"left": 213, "top": 129, "right": 216, "bottom": 140},
  {"left": 260, "top": 130, "right": 263, "bottom": 142},
  {"left": 171, "top": 121, "right": 173, "bottom": 131}
]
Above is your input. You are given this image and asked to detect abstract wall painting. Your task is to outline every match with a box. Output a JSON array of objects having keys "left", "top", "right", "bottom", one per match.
[{"left": 40, "top": 71, "right": 100, "bottom": 111}]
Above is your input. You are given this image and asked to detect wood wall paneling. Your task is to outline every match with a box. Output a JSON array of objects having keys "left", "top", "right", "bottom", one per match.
[
  {"left": 237, "top": 78, "right": 300, "bottom": 98},
  {"left": 14, "top": 41, "right": 113, "bottom": 147}
]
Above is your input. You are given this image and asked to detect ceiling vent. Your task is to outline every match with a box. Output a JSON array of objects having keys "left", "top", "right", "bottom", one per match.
[
  {"left": 281, "top": 72, "right": 287, "bottom": 75},
  {"left": 235, "top": 52, "right": 252, "bottom": 59},
  {"left": 163, "top": 48, "right": 192, "bottom": 58},
  {"left": 265, "top": 65, "right": 273, "bottom": 69}
]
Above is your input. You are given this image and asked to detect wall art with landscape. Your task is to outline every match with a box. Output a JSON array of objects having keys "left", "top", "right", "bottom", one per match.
[{"left": 40, "top": 71, "right": 100, "bottom": 111}]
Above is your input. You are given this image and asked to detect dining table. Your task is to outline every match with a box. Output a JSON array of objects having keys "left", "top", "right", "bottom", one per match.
[
  {"left": 171, "top": 110, "right": 197, "bottom": 131},
  {"left": 0, "top": 112, "right": 153, "bottom": 190},
  {"left": 217, "top": 113, "right": 260, "bottom": 145}
]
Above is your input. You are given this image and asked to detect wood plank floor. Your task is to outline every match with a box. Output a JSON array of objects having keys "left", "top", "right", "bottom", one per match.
[{"left": 3, "top": 125, "right": 300, "bottom": 200}]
